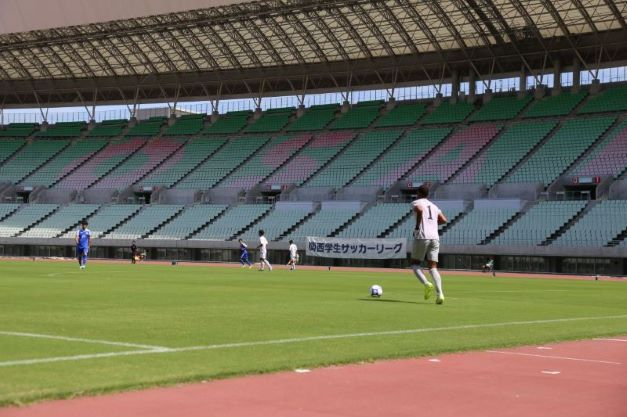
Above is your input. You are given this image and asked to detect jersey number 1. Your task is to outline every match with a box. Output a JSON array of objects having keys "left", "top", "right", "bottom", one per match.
[{"left": 427, "top": 206, "right": 433, "bottom": 220}]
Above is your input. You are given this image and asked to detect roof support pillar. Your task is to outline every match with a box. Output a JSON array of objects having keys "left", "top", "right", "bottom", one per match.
[
  {"left": 552, "top": 59, "right": 562, "bottom": 96},
  {"left": 572, "top": 58, "right": 581, "bottom": 93},
  {"left": 468, "top": 70, "right": 477, "bottom": 104},
  {"left": 450, "top": 70, "right": 460, "bottom": 104},
  {"left": 519, "top": 66, "right": 527, "bottom": 98},
  {"left": 296, "top": 76, "right": 308, "bottom": 118}
]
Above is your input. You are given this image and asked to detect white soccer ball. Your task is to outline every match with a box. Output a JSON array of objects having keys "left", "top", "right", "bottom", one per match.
[{"left": 370, "top": 285, "right": 383, "bottom": 298}]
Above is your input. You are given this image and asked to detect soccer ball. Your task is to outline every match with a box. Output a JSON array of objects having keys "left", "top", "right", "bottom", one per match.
[{"left": 370, "top": 285, "right": 383, "bottom": 298}]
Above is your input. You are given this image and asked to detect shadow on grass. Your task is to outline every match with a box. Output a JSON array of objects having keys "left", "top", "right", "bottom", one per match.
[{"left": 357, "top": 298, "right": 423, "bottom": 305}]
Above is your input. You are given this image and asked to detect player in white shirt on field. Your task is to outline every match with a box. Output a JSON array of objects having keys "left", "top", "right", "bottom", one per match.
[
  {"left": 257, "top": 229, "right": 273, "bottom": 271},
  {"left": 410, "top": 185, "right": 448, "bottom": 304},
  {"left": 287, "top": 240, "right": 298, "bottom": 271}
]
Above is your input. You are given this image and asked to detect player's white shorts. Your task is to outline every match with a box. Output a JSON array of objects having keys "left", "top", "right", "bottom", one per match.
[
  {"left": 260, "top": 248, "right": 267, "bottom": 260},
  {"left": 411, "top": 239, "right": 439, "bottom": 262}
]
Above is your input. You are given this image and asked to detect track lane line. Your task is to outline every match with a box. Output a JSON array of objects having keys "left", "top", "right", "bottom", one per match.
[{"left": 486, "top": 350, "right": 622, "bottom": 365}]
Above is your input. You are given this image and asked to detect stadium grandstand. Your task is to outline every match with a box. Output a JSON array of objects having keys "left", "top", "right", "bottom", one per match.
[{"left": 0, "top": 0, "right": 626, "bottom": 276}]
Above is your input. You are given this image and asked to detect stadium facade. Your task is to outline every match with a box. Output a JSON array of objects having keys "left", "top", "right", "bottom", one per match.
[{"left": 0, "top": 0, "right": 626, "bottom": 275}]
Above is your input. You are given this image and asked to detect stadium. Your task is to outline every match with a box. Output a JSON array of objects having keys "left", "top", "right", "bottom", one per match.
[{"left": 0, "top": 0, "right": 625, "bottom": 415}]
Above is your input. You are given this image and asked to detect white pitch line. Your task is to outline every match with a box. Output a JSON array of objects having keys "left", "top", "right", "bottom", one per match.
[
  {"left": 486, "top": 350, "right": 622, "bottom": 365},
  {"left": 1, "top": 314, "right": 626, "bottom": 368},
  {"left": 594, "top": 338, "right": 627, "bottom": 342},
  {"left": 0, "top": 331, "right": 168, "bottom": 351}
]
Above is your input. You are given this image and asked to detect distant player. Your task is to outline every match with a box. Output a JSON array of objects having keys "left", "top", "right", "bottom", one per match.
[
  {"left": 75, "top": 220, "right": 91, "bottom": 270},
  {"left": 238, "top": 239, "right": 253, "bottom": 268},
  {"left": 257, "top": 230, "right": 272, "bottom": 271},
  {"left": 287, "top": 240, "right": 298, "bottom": 271},
  {"left": 410, "top": 185, "right": 447, "bottom": 304},
  {"left": 483, "top": 257, "right": 496, "bottom": 277},
  {"left": 130, "top": 241, "right": 138, "bottom": 264}
]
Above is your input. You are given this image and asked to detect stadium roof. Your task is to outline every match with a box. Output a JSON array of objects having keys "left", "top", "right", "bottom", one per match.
[{"left": 0, "top": 0, "right": 626, "bottom": 107}]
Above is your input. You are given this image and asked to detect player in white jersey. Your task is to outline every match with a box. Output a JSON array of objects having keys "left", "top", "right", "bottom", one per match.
[
  {"left": 257, "top": 229, "right": 273, "bottom": 271},
  {"left": 410, "top": 185, "right": 448, "bottom": 304},
  {"left": 287, "top": 240, "right": 298, "bottom": 270}
]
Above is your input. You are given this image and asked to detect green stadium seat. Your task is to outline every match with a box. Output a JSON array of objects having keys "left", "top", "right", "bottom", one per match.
[
  {"left": 36, "top": 122, "right": 86, "bottom": 138},
  {"left": 336, "top": 203, "right": 409, "bottom": 238},
  {"left": 176, "top": 136, "right": 270, "bottom": 189},
  {"left": 286, "top": 104, "right": 339, "bottom": 132},
  {"left": 552, "top": 200, "right": 627, "bottom": 247},
  {"left": 60, "top": 204, "right": 141, "bottom": 238},
  {"left": 0, "top": 140, "right": 69, "bottom": 184},
  {"left": 21, "top": 139, "right": 108, "bottom": 187},
  {"left": 0, "top": 123, "right": 39, "bottom": 138},
  {"left": 579, "top": 84, "right": 627, "bottom": 114},
  {"left": 352, "top": 127, "right": 451, "bottom": 188},
  {"left": 452, "top": 120, "right": 556, "bottom": 186},
  {"left": 0, "top": 204, "right": 59, "bottom": 237},
  {"left": 148, "top": 204, "right": 228, "bottom": 240},
  {"left": 244, "top": 108, "right": 294, "bottom": 133},
  {"left": 238, "top": 204, "right": 313, "bottom": 241},
  {"left": 141, "top": 137, "right": 228, "bottom": 188},
  {"left": 164, "top": 114, "right": 205, "bottom": 136},
  {"left": 420, "top": 101, "right": 474, "bottom": 124},
  {"left": 490, "top": 201, "right": 586, "bottom": 246},
  {"left": 105, "top": 205, "right": 184, "bottom": 239},
  {"left": 523, "top": 91, "right": 587, "bottom": 118},
  {"left": 505, "top": 117, "right": 615, "bottom": 185},
  {"left": 220, "top": 134, "right": 311, "bottom": 189},
  {"left": 20, "top": 204, "right": 101, "bottom": 238},
  {"left": 191, "top": 204, "right": 272, "bottom": 240},
  {"left": 468, "top": 95, "right": 532, "bottom": 122},
  {"left": 328, "top": 102, "right": 381, "bottom": 130},
  {"left": 374, "top": 102, "right": 427, "bottom": 128},
  {"left": 306, "top": 130, "right": 402, "bottom": 188},
  {"left": 201, "top": 111, "right": 251, "bottom": 135}
]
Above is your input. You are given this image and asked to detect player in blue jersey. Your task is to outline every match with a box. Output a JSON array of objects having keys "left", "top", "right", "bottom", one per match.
[
  {"left": 75, "top": 220, "right": 91, "bottom": 269},
  {"left": 238, "top": 239, "right": 252, "bottom": 268}
]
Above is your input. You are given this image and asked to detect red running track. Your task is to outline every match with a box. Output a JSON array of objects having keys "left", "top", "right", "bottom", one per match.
[{"left": 1, "top": 337, "right": 625, "bottom": 417}]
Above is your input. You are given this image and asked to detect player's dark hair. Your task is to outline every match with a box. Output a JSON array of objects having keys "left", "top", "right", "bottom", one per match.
[
  {"left": 258, "top": 230, "right": 265, "bottom": 236},
  {"left": 238, "top": 238, "right": 242, "bottom": 242},
  {"left": 417, "top": 184, "right": 429, "bottom": 198},
  {"left": 289, "top": 240, "right": 293, "bottom": 244},
  {"left": 80, "top": 220, "right": 88, "bottom": 225}
]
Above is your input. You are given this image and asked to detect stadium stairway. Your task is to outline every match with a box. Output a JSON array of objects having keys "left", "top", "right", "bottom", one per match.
[
  {"left": 55, "top": 138, "right": 149, "bottom": 189},
  {"left": 608, "top": 227, "right": 627, "bottom": 247},
  {"left": 331, "top": 200, "right": 377, "bottom": 237},
  {"left": 90, "top": 137, "right": 187, "bottom": 190},
  {"left": 172, "top": 136, "right": 270, "bottom": 190},
  {"left": 141, "top": 206, "right": 186, "bottom": 239},
  {"left": 141, "top": 138, "right": 229, "bottom": 189},
  {"left": 402, "top": 123, "right": 501, "bottom": 184},
  {"left": 498, "top": 116, "right": 618, "bottom": 188},
  {"left": 353, "top": 126, "right": 454, "bottom": 187},
  {"left": 0, "top": 204, "right": 20, "bottom": 222},
  {"left": 276, "top": 205, "right": 320, "bottom": 241},
  {"left": 481, "top": 201, "right": 535, "bottom": 245},
  {"left": 0, "top": 139, "right": 71, "bottom": 184},
  {"left": 544, "top": 115, "right": 626, "bottom": 191},
  {"left": 342, "top": 129, "right": 410, "bottom": 187},
  {"left": 540, "top": 200, "right": 598, "bottom": 246},
  {"left": 0, "top": 204, "right": 59, "bottom": 237},
  {"left": 265, "top": 131, "right": 357, "bottom": 187},
  {"left": 0, "top": 139, "right": 27, "bottom": 165},
  {"left": 215, "top": 133, "right": 314, "bottom": 189}
]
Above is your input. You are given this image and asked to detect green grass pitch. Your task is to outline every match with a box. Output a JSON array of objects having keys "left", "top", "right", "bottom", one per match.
[{"left": 0, "top": 260, "right": 626, "bottom": 406}]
